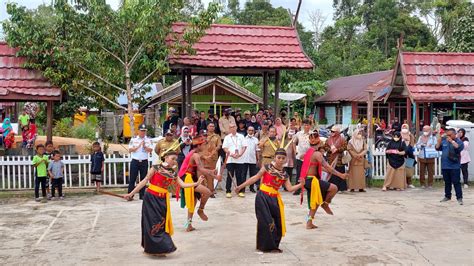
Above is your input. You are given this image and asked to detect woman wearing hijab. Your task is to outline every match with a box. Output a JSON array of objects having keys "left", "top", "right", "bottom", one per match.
[
  {"left": 347, "top": 129, "right": 368, "bottom": 192},
  {"left": 2, "top": 118, "right": 14, "bottom": 149},
  {"left": 383, "top": 132, "right": 407, "bottom": 191},
  {"left": 324, "top": 126, "right": 348, "bottom": 191},
  {"left": 416, "top": 125, "right": 437, "bottom": 188},
  {"left": 458, "top": 128, "right": 470, "bottom": 188},
  {"left": 274, "top": 118, "right": 286, "bottom": 140},
  {"left": 401, "top": 124, "right": 416, "bottom": 188}
]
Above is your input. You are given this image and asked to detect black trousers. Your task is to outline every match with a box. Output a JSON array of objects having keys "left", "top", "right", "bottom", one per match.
[
  {"left": 51, "top": 178, "right": 63, "bottom": 197},
  {"left": 295, "top": 159, "right": 303, "bottom": 184},
  {"left": 244, "top": 163, "right": 259, "bottom": 190},
  {"left": 461, "top": 163, "right": 469, "bottom": 184},
  {"left": 129, "top": 159, "right": 148, "bottom": 199},
  {"left": 35, "top": 176, "right": 47, "bottom": 198},
  {"left": 442, "top": 169, "right": 463, "bottom": 200},
  {"left": 226, "top": 163, "right": 245, "bottom": 193}
]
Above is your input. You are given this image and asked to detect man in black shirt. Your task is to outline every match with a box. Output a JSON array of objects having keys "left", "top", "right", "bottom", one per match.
[
  {"left": 391, "top": 117, "right": 401, "bottom": 132},
  {"left": 197, "top": 111, "right": 208, "bottom": 133}
]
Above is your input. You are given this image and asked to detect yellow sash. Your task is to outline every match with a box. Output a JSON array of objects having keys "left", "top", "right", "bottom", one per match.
[
  {"left": 308, "top": 176, "right": 323, "bottom": 210},
  {"left": 267, "top": 139, "right": 278, "bottom": 151},
  {"left": 183, "top": 173, "right": 195, "bottom": 213},
  {"left": 259, "top": 184, "right": 286, "bottom": 237},
  {"left": 147, "top": 183, "right": 174, "bottom": 236}
]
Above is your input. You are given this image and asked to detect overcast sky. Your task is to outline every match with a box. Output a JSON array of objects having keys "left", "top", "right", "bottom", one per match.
[{"left": 1, "top": 0, "right": 334, "bottom": 31}]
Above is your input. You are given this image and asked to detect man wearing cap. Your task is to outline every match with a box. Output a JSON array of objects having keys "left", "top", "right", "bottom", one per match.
[
  {"left": 201, "top": 124, "right": 222, "bottom": 196},
  {"left": 243, "top": 110, "right": 252, "bottom": 128},
  {"left": 128, "top": 124, "right": 153, "bottom": 199},
  {"left": 292, "top": 119, "right": 312, "bottom": 195},
  {"left": 222, "top": 122, "right": 247, "bottom": 198},
  {"left": 258, "top": 127, "right": 280, "bottom": 167},
  {"left": 219, "top": 108, "right": 236, "bottom": 139},
  {"left": 155, "top": 129, "right": 181, "bottom": 163}
]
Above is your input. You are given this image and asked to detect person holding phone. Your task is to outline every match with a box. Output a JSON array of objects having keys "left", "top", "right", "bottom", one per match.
[{"left": 382, "top": 132, "right": 407, "bottom": 191}]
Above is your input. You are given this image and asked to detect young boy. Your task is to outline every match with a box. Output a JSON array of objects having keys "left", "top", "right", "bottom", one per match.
[
  {"left": 32, "top": 144, "right": 49, "bottom": 202},
  {"left": 90, "top": 142, "right": 105, "bottom": 192},
  {"left": 48, "top": 150, "right": 65, "bottom": 200},
  {"left": 44, "top": 141, "right": 55, "bottom": 199}
]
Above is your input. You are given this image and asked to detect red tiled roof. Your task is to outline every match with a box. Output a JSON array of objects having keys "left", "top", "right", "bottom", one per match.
[
  {"left": 0, "top": 42, "right": 61, "bottom": 101},
  {"left": 168, "top": 23, "right": 314, "bottom": 70},
  {"left": 315, "top": 70, "right": 393, "bottom": 103},
  {"left": 399, "top": 52, "right": 474, "bottom": 102}
]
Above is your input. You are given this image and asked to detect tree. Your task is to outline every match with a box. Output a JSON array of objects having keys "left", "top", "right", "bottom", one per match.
[
  {"left": 3, "top": 0, "right": 219, "bottom": 135},
  {"left": 447, "top": 4, "right": 474, "bottom": 52},
  {"left": 307, "top": 9, "right": 328, "bottom": 49}
]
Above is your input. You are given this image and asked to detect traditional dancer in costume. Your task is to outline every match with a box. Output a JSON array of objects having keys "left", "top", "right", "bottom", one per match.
[
  {"left": 124, "top": 151, "right": 204, "bottom": 256},
  {"left": 300, "top": 130, "right": 348, "bottom": 229},
  {"left": 235, "top": 148, "right": 302, "bottom": 253},
  {"left": 179, "top": 135, "right": 220, "bottom": 232}
]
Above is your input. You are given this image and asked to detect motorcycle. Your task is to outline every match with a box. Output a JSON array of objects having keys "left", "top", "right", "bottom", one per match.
[{"left": 375, "top": 128, "right": 393, "bottom": 149}]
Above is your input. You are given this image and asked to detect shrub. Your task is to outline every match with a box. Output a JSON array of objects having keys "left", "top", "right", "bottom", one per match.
[
  {"left": 73, "top": 123, "right": 96, "bottom": 140},
  {"left": 53, "top": 117, "right": 73, "bottom": 137}
]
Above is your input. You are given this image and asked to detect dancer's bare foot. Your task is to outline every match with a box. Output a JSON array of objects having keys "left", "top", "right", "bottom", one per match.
[
  {"left": 197, "top": 208, "right": 208, "bottom": 221},
  {"left": 186, "top": 224, "right": 196, "bottom": 232},
  {"left": 306, "top": 222, "right": 318, "bottom": 229},
  {"left": 321, "top": 202, "right": 334, "bottom": 215}
]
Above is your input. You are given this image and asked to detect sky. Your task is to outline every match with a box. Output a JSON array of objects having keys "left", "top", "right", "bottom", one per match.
[{"left": 0, "top": 0, "right": 335, "bottom": 32}]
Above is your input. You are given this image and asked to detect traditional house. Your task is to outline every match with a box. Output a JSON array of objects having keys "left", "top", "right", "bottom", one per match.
[
  {"left": 385, "top": 51, "right": 474, "bottom": 134},
  {"left": 141, "top": 75, "right": 262, "bottom": 124},
  {"left": 314, "top": 70, "right": 394, "bottom": 125}
]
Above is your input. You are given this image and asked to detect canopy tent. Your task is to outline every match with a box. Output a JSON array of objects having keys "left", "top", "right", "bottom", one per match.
[{"left": 274, "top": 92, "right": 307, "bottom": 116}]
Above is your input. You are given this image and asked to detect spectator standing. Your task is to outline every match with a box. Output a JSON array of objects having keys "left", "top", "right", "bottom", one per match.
[
  {"left": 207, "top": 110, "right": 220, "bottom": 135},
  {"left": 292, "top": 119, "right": 312, "bottom": 195},
  {"left": 382, "top": 132, "right": 407, "bottom": 191},
  {"left": 458, "top": 128, "right": 470, "bottom": 188},
  {"left": 177, "top": 127, "right": 192, "bottom": 170},
  {"left": 237, "top": 120, "right": 247, "bottom": 136},
  {"left": 18, "top": 110, "right": 29, "bottom": 132},
  {"left": 283, "top": 129, "right": 296, "bottom": 185},
  {"left": 258, "top": 127, "right": 279, "bottom": 167},
  {"left": 222, "top": 122, "right": 247, "bottom": 198},
  {"left": 48, "top": 150, "right": 65, "bottom": 199},
  {"left": 437, "top": 128, "right": 464, "bottom": 205},
  {"left": 401, "top": 124, "right": 416, "bottom": 188},
  {"left": 243, "top": 110, "right": 252, "bottom": 128},
  {"left": 90, "top": 142, "right": 105, "bottom": 192},
  {"left": 324, "top": 126, "right": 348, "bottom": 192},
  {"left": 201, "top": 123, "right": 221, "bottom": 196},
  {"left": 218, "top": 108, "right": 236, "bottom": 139},
  {"left": 128, "top": 124, "right": 153, "bottom": 200},
  {"left": 391, "top": 117, "right": 401, "bottom": 132},
  {"left": 33, "top": 144, "right": 49, "bottom": 202},
  {"left": 274, "top": 118, "right": 285, "bottom": 140},
  {"left": 196, "top": 111, "right": 208, "bottom": 133},
  {"left": 416, "top": 126, "right": 437, "bottom": 188},
  {"left": 347, "top": 129, "right": 368, "bottom": 192},
  {"left": 242, "top": 126, "right": 259, "bottom": 193},
  {"left": 249, "top": 115, "right": 261, "bottom": 131},
  {"left": 293, "top": 112, "right": 302, "bottom": 130}
]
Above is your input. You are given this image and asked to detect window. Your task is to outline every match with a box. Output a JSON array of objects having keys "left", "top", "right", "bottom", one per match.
[{"left": 357, "top": 104, "right": 367, "bottom": 121}]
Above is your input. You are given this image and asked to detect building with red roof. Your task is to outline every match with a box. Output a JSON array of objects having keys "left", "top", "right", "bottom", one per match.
[{"left": 0, "top": 41, "right": 61, "bottom": 142}]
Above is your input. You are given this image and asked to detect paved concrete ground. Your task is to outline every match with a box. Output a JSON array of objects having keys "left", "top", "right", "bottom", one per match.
[{"left": 0, "top": 187, "right": 473, "bottom": 265}]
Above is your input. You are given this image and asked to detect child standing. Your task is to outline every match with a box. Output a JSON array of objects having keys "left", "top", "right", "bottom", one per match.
[
  {"left": 32, "top": 144, "right": 49, "bottom": 202},
  {"left": 44, "top": 141, "right": 55, "bottom": 199},
  {"left": 48, "top": 150, "right": 65, "bottom": 200},
  {"left": 90, "top": 142, "right": 105, "bottom": 192}
]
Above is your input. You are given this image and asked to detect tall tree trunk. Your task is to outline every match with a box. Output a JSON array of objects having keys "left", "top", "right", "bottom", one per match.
[{"left": 125, "top": 66, "right": 134, "bottom": 138}]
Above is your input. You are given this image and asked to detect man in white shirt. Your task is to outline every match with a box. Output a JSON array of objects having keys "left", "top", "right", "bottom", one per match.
[
  {"left": 128, "top": 124, "right": 153, "bottom": 199},
  {"left": 292, "top": 119, "right": 312, "bottom": 195},
  {"left": 222, "top": 122, "right": 247, "bottom": 198},
  {"left": 242, "top": 126, "right": 259, "bottom": 193}
]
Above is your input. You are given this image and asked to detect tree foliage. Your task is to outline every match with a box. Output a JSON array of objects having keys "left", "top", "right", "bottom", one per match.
[{"left": 3, "top": 0, "right": 219, "bottom": 133}]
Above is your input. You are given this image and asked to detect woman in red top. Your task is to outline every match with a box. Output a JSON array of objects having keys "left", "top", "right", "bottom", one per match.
[
  {"left": 235, "top": 148, "right": 302, "bottom": 253},
  {"left": 125, "top": 151, "right": 204, "bottom": 257}
]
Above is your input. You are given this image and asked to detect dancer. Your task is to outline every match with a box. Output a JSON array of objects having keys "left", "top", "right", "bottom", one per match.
[
  {"left": 124, "top": 151, "right": 204, "bottom": 256},
  {"left": 178, "top": 135, "right": 219, "bottom": 231},
  {"left": 235, "top": 148, "right": 302, "bottom": 253},
  {"left": 300, "top": 130, "right": 348, "bottom": 229}
]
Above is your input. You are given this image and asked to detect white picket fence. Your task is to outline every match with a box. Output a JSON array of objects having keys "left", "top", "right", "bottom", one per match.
[
  {"left": 372, "top": 148, "right": 442, "bottom": 178},
  {"left": 0, "top": 154, "right": 153, "bottom": 190},
  {"left": 0, "top": 150, "right": 443, "bottom": 190}
]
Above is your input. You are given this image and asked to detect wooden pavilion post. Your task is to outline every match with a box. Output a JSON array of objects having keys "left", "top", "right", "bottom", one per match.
[
  {"left": 274, "top": 70, "right": 280, "bottom": 116},
  {"left": 263, "top": 72, "right": 269, "bottom": 109},
  {"left": 366, "top": 90, "right": 375, "bottom": 173},
  {"left": 406, "top": 97, "right": 412, "bottom": 128},
  {"left": 181, "top": 71, "right": 186, "bottom": 118},
  {"left": 186, "top": 69, "right": 192, "bottom": 118},
  {"left": 415, "top": 101, "right": 420, "bottom": 138},
  {"left": 46, "top": 101, "right": 54, "bottom": 142}
]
